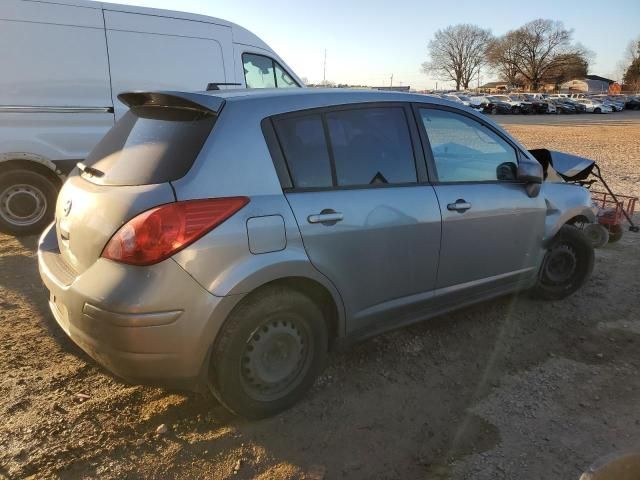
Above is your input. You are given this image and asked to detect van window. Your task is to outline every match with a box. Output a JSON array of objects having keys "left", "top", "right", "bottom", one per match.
[
  {"left": 274, "top": 114, "right": 333, "bottom": 188},
  {"left": 243, "top": 53, "right": 299, "bottom": 88},
  {"left": 419, "top": 109, "right": 518, "bottom": 182},
  {"left": 326, "top": 108, "right": 417, "bottom": 187},
  {"left": 83, "top": 106, "right": 216, "bottom": 186}
]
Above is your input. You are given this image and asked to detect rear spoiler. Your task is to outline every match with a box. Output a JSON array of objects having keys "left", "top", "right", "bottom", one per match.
[
  {"left": 528, "top": 149, "right": 595, "bottom": 181},
  {"left": 117, "top": 91, "right": 225, "bottom": 115}
]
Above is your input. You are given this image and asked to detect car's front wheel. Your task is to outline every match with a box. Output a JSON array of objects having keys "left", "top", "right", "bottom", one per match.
[
  {"left": 209, "top": 286, "right": 328, "bottom": 419},
  {"left": 532, "top": 225, "right": 594, "bottom": 300}
]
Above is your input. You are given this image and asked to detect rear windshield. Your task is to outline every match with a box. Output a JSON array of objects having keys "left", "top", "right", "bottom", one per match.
[{"left": 83, "top": 106, "right": 216, "bottom": 186}]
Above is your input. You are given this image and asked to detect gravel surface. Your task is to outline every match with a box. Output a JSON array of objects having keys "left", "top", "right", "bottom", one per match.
[{"left": 1, "top": 115, "right": 639, "bottom": 479}]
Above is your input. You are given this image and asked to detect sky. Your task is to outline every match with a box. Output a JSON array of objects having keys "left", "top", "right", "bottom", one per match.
[{"left": 113, "top": 0, "right": 640, "bottom": 90}]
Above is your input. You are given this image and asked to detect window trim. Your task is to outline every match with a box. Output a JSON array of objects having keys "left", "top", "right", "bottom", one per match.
[
  {"left": 242, "top": 52, "right": 301, "bottom": 88},
  {"left": 264, "top": 102, "right": 425, "bottom": 192},
  {"left": 411, "top": 103, "right": 527, "bottom": 185}
]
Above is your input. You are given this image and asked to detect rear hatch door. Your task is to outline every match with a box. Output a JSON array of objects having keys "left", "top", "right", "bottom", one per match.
[{"left": 56, "top": 92, "right": 220, "bottom": 274}]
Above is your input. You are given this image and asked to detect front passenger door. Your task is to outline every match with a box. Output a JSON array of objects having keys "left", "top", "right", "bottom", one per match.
[{"left": 417, "top": 107, "right": 546, "bottom": 297}]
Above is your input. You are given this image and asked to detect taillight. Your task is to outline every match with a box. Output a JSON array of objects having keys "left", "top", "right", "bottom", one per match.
[{"left": 102, "top": 197, "right": 249, "bottom": 266}]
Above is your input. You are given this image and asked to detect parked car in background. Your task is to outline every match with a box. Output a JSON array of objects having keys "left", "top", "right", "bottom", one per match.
[
  {"left": 443, "top": 93, "right": 474, "bottom": 107},
  {"left": 489, "top": 95, "right": 524, "bottom": 113},
  {"left": 575, "top": 99, "right": 613, "bottom": 113},
  {"left": 550, "top": 98, "right": 580, "bottom": 114},
  {"left": 625, "top": 96, "right": 640, "bottom": 110},
  {"left": 0, "top": 0, "right": 303, "bottom": 235},
  {"left": 565, "top": 99, "right": 588, "bottom": 113},
  {"left": 38, "top": 88, "right": 596, "bottom": 418},
  {"left": 510, "top": 94, "right": 556, "bottom": 114},
  {"left": 483, "top": 96, "right": 516, "bottom": 114}
]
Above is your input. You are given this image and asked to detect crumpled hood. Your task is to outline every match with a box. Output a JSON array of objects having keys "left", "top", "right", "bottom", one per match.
[{"left": 529, "top": 149, "right": 596, "bottom": 181}]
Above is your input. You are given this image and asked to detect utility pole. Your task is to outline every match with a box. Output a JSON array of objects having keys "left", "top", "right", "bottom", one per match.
[
  {"left": 477, "top": 66, "right": 480, "bottom": 92},
  {"left": 323, "top": 49, "right": 327, "bottom": 84},
  {"left": 390, "top": 73, "right": 393, "bottom": 87}
]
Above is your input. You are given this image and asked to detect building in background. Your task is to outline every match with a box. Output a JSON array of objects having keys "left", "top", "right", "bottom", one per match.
[{"left": 560, "top": 75, "right": 620, "bottom": 94}]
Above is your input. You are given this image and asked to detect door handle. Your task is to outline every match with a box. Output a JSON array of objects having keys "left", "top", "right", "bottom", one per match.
[
  {"left": 307, "top": 210, "right": 344, "bottom": 224},
  {"left": 447, "top": 199, "right": 472, "bottom": 212}
]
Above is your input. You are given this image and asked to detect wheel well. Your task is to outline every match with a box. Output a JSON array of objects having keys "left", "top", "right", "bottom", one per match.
[
  {"left": 0, "top": 160, "right": 62, "bottom": 187},
  {"left": 251, "top": 277, "right": 341, "bottom": 346},
  {"left": 566, "top": 215, "right": 591, "bottom": 226}
]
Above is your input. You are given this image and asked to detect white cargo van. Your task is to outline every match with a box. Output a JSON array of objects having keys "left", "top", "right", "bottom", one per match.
[{"left": 0, "top": 0, "right": 303, "bottom": 234}]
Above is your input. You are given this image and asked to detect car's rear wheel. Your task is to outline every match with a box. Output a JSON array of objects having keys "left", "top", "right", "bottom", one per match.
[
  {"left": 0, "top": 169, "right": 58, "bottom": 236},
  {"left": 532, "top": 225, "right": 594, "bottom": 301},
  {"left": 209, "top": 286, "right": 328, "bottom": 419},
  {"left": 594, "top": 107, "right": 601, "bottom": 114}
]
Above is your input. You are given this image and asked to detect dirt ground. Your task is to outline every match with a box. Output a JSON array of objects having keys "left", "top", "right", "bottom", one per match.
[{"left": 1, "top": 114, "right": 640, "bottom": 480}]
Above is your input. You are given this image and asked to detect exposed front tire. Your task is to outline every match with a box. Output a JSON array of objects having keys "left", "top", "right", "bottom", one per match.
[
  {"left": 594, "top": 108, "right": 601, "bottom": 114},
  {"left": 209, "top": 286, "right": 328, "bottom": 419},
  {"left": 532, "top": 225, "right": 594, "bottom": 301},
  {"left": 0, "top": 169, "right": 59, "bottom": 236},
  {"left": 583, "top": 223, "right": 609, "bottom": 248},
  {"left": 607, "top": 224, "right": 624, "bottom": 243}
]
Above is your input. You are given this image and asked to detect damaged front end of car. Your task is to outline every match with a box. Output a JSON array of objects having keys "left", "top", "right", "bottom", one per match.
[{"left": 528, "top": 149, "right": 639, "bottom": 248}]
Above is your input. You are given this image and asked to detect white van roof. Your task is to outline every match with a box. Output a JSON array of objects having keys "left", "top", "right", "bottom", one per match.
[{"left": 21, "top": 0, "right": 272, "bottom": 51}]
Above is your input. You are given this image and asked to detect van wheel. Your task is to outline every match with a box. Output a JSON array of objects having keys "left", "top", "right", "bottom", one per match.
[
  {"left": 0, "top": 169, "right": 58, "bottom": 236},
  {"left": 209, "top": 286, "right": 328, "bottom": 419},
  {"left": 532, "top": 225, "right": 594, "bottom": 301}
]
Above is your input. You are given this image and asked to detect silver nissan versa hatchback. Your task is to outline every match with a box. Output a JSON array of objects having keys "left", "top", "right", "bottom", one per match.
[{"left": 38, "top": 89, "right": 596, "bottom": 418}]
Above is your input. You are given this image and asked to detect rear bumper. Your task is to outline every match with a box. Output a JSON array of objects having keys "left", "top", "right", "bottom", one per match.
[{"left": 38, "top": 223, "right": 243, "bottom": 389}]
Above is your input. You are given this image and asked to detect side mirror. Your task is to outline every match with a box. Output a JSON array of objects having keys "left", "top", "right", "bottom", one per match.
[{"left": 517, "top": 159, "right": 543, "bottom": 198}]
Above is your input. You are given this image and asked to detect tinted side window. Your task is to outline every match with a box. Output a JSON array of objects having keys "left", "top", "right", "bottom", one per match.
[
  {"left": 243, "top": 53, "right": 299, "bottom": 89},
  {"left": 419, "top": 109, "right": 518, "bottom": 182},
  {"left": 326, "top": 108, "right": 417, "bottom": 187},
  {"left": 274, "top": 114, "right": 333, "bottom": 188}
]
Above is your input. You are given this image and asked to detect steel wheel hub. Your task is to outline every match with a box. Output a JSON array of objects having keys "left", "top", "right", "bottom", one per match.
[
  {"left": 0, "top": 184, "right": 47, "bottom": 226},
  {"left": 241, "top": 319, "right": 307, "bottom": 397},
  {"left": 544, "top": 244, "right": 577, "bottom": 284}
]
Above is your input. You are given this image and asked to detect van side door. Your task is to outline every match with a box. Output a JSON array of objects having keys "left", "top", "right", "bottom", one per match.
[
  {"left": 268, "top": 103, "right": 441, "bottom": 335},
  {"left": 103, "top": 10, "right": 234, "bottom": 118}
]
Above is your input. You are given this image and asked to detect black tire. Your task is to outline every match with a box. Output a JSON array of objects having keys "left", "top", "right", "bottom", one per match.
[
  {"left": 491, "top": 107, "right": 498, "bottom": 115},
  {"left": 583, "top": 223, "right": 609, "bottom": 248},
  {"left": 607, "top": 224, "right": 624, "bottom": 243},
  {"left": 532, "top": 225, "right": 594, "bottom": 301},
  {"left": 512, "top": 106, "right": 520, "bottom": 114},
  {"left": 209, "top": 286, "right": 328, "bottom": 419},
  {"left": 0, "top": 169, "right": 59, "bottom": 236},
  {"left": 594, "top": 108, "right": 601, "bottom": 114}
]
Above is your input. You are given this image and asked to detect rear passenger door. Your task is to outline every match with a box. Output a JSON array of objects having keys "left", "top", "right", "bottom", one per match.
[{"left": 268, "top": 104, "right": 441, "bottom": 333}]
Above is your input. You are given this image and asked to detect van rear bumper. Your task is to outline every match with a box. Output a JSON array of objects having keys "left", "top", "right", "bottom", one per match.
[{"left": 38, "top": 223, "right": 243, "bottom": 389}]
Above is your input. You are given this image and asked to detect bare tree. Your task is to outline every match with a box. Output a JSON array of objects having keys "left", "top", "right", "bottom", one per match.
[
  {"left": 487, "top": 19, "right": 589, "bottom": 90},
  {"left": 486, "top": 32, "right": 522, "bottom": 86},
  {"left": 623, "top": 38, "right": 640, "bottom": 91},
  {"left": 422, "top": 24, "right": 492, "bottom": 90}
]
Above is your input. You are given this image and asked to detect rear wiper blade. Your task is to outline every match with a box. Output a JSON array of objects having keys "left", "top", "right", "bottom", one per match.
[{"left": 77, "top": 162, "right": 104, "bottom": 178}]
